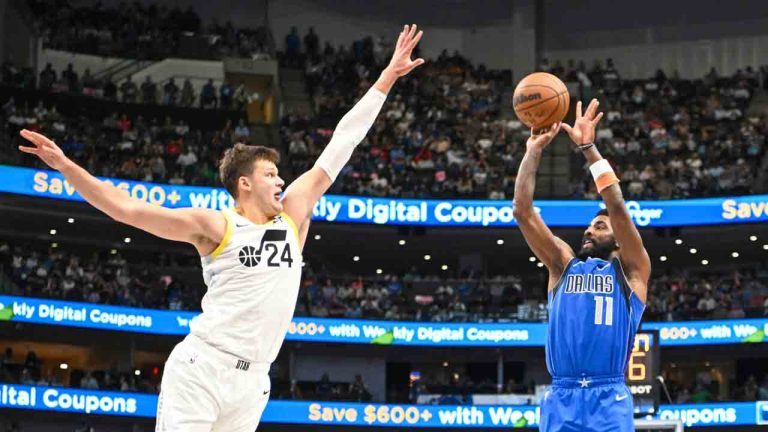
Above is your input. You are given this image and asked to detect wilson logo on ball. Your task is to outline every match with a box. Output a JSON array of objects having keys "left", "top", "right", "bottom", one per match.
[
  {"left": 513, "top": 72, "right": 570, "bottom": 129},
  {"left": 513, "top": 93, "right": 542, "bottom": 106}
]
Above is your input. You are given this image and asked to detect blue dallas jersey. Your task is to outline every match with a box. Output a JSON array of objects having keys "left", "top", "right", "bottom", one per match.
[{"left": 546, "top": 257, "right": 645, "bottom": 378}]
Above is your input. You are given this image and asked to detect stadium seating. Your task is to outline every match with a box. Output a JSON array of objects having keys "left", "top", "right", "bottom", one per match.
[{"left": 2, "top": 241, "right": 766, "bottom": 322}]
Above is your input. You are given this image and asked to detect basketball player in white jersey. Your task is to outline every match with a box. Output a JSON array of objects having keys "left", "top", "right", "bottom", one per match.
[{"left": 18, "top": 25, "right": 425, "bottom": 432}]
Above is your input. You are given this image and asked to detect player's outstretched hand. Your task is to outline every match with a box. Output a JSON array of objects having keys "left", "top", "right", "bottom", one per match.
[
  {"left": 561, "top": 99, "right": 604, "bottom": 145},
  {"left": 386, "top": 24, "right": 425, "bottom": 77},
  {"left": 526, "top": 122, "right": 561, "bottom": 152},
  {"left": 18, "top": 129, "right": 70, "bottom": 171}
]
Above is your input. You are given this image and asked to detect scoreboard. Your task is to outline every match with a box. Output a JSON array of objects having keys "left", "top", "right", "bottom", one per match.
[{"left": 626, "top": 330, "right": 660, "bottom": 416}]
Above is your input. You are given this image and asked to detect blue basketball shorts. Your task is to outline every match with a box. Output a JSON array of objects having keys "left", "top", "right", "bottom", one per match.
[{"left": 539, "top": 375, "right": 634, "bottom": 432}]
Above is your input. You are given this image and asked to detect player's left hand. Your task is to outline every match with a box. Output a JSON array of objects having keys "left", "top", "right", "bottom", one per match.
[
  {"left": 18, "top": 129, "right": 70, "bottom": 171},
  {"left": 526, "top": 122, "right": 561, "bottom": 152},
  {"left": 385, "top": 24, "right": 425, "bottom": 77},
  {"left": 561, "top": 99, "right": 604, "bottom": 145}
]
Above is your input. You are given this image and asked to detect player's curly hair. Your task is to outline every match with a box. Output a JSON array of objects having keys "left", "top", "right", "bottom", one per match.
[{"left": 219, "top": 143, "right": 280, "bottom": 199}]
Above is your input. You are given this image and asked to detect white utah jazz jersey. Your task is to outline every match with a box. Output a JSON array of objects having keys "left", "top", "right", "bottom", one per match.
[{"left": 190, "top": 208, "right": 303, "bottom": 363}]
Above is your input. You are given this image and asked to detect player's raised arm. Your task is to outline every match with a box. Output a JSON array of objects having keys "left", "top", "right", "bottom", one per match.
[
  {"left": 18, "top": 129, "right": 224, "bottom": 255},
  {"left": 562, "top": 99, "right": 651, "bottom": 302},
  {"left": 281, "top": 24, "right": 425, "bottom": 247},
  {"left": 512, "top": 123, "right": 575, "bottom": 279}
]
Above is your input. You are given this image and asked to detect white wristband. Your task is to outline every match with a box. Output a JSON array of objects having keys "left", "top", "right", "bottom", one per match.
[{"left": 589, "top": 159, "right": 613, "bottom": 182}]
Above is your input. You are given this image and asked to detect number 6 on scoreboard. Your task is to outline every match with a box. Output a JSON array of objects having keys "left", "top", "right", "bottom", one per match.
[{"left": 629, "top": 350, "right": 647, "bottom": 380}]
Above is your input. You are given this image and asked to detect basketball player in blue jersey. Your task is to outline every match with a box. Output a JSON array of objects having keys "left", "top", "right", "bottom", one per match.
[
  {"left": 19, "top": 25, "right": 424, "bottom": 432},
  {"left": 513, "top": 99, "right": 651, "bottom": 432}
]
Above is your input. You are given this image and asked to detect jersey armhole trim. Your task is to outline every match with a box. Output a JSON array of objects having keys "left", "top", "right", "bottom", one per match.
[
  {"left": 280, "top": 211, "right": 301, "bottom": 243},
  {"left": 550, "top": 257, "right": 577, "bottom": 296},
  {"left": 209, "top": 210, "right": 233, "bottom": 259},
  {"left": 613, "top": 256, "right": 644, "bottom": 306}
]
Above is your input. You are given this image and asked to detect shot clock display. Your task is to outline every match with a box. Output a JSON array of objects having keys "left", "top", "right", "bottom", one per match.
[{"left": 626, "top": 330, "right": 660, "bottom": 416}]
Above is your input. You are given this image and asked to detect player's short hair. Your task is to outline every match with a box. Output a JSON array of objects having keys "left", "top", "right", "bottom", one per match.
[
  {"left": 595, "top": 208, "right": 609, "bottom": 218},
  {"left": 219, "top": 143, "right": 280, "bottom": 199}
]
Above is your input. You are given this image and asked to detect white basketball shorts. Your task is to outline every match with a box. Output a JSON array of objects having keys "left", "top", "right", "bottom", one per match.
[{"left": 155, "top": 334, "right": 271, "bottom": 432}]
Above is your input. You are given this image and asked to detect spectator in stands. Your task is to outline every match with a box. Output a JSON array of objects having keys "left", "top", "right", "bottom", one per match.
[
  {"left": 602, "top": 58, "right": 621, "bottom": 94},
  {"left": 384, "top": 305, "right": 401, "bottom": 320},
  {"left": 177, "top": 79, "right": 193, "bottom": 107},
  {"left": 80, "top": 371, "right": 99, "bottom": 390},
  {"left": 219, "top": 81, "right": 233, "bottom": 110},
  {"left": 744, "top": 375, "right": 759, "bottom": 399},
  {"left": 697, "top": 291, "right": 717, "bottom": 315},
  {"left": 81, "top": 68, "right": 98, "bottom": 90},
  {"left": 141, "top": 76, "right": 157, "bottom": 104},
  {"left": 233, "top": 81, "right": 249, "bottom": 111},
  {"left": 234, "top": 118, "right": 250, "bottom": 140},
  {"left": 0, "top": 348, "right": 13, "bottom": 383},
  {"left": 690, "top": 383, "right": 712, "bottom": 403},
  {"left": 120, "top": 76, "right": 138, "bottom": 103},
  {"left": 290, "top": 379, "right": 304, "bottom": 400},
  {"left": 349, "top": 374, "right": 372, "bottom": 402},
  {"left": 288, "top": 132, "right": 309, "bottom": 156},
  {"left": 146, "top": 155, "right": 166, "bottom": 182},
  {"left": 304, "top": 27, "right": 320, "bottom": 58},
  {"left": 316, "top": 373, "right": 333, "bottom": 398},
  {"left": 103, "top": 78, "right": 118, "bottom": 100},
  {"left": 23, "top": 351, "right": 40, "bottom": 376},
  {"left": 758, "top": 376, "right": 768, "bottom": 400},
  {"left": 327, "top": 295, "right": 348, "bottom": 317},
  {"left": 62, "top": 63, "right": 79, "bottom": 92},
  {"left": 168, "top": 170, "right": 186, "bottom": 185},
  {"left": 1, "top": 237, "right": 767, "bottom": 326},
  {"left": 119, "top": 375, "right": 137, "bottom": 391},
  {"left": 29, "top": 0, "right": 274, "bottom": 62},
  {"left": 285, "top": 26, "right": 301, "bottom": 66},
  {"left": 200, "top": 79, "right": 217, "bottom": 108},
  {"left": 282, "top": 33, "right": 766, "bottom": 199},
  {"left": 39, "top": 63, "right": 57, "bottom": 90},
  {"left": 19, "top": 368, "right": 35, "bottom": 385},
  {"left": 0, "top": 347, "right": 12, "bottom": 367},
  {"left": 164, "top": 78, "right": 180, "bottom": 106},
  {"left": 177, "top": 146, "right": 198, "bottom": 180},
  {"left": 729, "top": 301, "right": 746, "bottom": 319},
  {"left": 175, "top": 119, "right": 190, "bottom": 136}
]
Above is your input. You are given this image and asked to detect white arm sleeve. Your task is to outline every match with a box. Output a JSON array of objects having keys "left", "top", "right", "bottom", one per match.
[{"left": 314, "top": 87, "right": 387, "bottom": 182}]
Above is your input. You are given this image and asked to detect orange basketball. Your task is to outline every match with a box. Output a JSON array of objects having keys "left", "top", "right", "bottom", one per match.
[{"left": 512, "top": 72, "right": 570, "bottom": 130}]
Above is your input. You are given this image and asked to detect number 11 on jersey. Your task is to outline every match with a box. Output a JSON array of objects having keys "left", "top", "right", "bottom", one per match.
[{"left": 594, "top": 295, "right": 613, "bottom": 326}]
